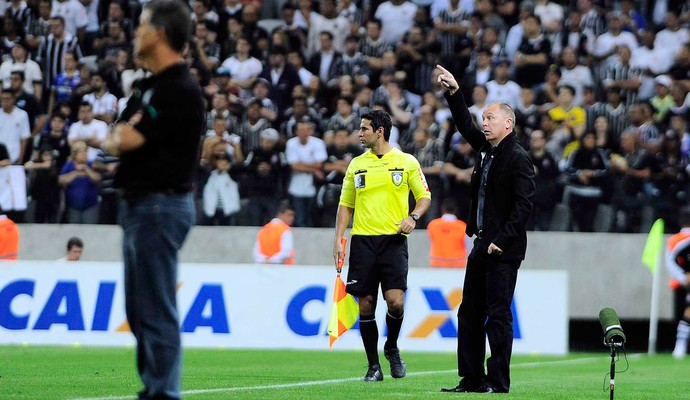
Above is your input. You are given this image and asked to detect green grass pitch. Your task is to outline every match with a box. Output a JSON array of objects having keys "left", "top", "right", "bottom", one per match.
[{"left": 1, "top": 346, "right": 689, "bottom": 399}]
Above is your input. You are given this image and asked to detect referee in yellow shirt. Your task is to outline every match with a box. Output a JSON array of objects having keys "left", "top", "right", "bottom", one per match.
[{"left": 333, "top": 109, "right": 431, "bottom": 382}]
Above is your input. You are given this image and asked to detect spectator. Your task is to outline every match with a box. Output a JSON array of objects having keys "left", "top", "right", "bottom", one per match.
[
  {"left": 276, "top": 2, "right": 307, "bottom": 52},
  {"left": 201, "top": 116, "right": 244, "bottom": 166},
  {"left": 514, "top": 13, "right": 551, "bottom": 88},
  {"left": 485, "top": 57, "right": 521, "bottom": 108},
  {"left": 93, "top": 18, "right": 131, "bottom": 60},
  {"left": 461, "top": 46, "right": 493, "bottom": 100},
  {"left": 528, "top": 129, "right": 560, "bottom": 231},
  {"left": 307, "top": 31, "right": 341, "bottom": 90},
  {"left": 319, "top": 127, "right": 361, "bottom": 226},
  {"left": 652, "top": 131, "right": 689, "bottom": 232},
  {"left": 324, "top": 96, "right": 358, "bottom": 144},
  {"left": 92, "top": 145, "right": 120, "bottom": 224},
  {"left": 601, "top": 46, "right": 642, "bottom": 109},
  {"left": 6, "top": 0, "right": 33, "bottom": 34},
  {"left": 51, "top": 0, "right": 88, "bottom": 39},
  {"left": 559, "top": 47, "right": 594, "bottom": 106},
  {"left": 548, "top": 85, "right": 586, "bottom": 140},
  {"left": 630, "top": 102, "right": 661, "bottom": 153},
  {"left": 240, "top": 3, "right": 269, "bottom": 59},
  {"left": 515, "top": 86, "right": 541, "bottom": 145},
  {"left": 632, "top": 30, "right": 673, "bottom": 101},
  {"left": 0, "top": 88, "right": 30, "bottom": 164},
  {"left": 655, "top": 10, "right": 689, "bottom": 61},
  {"left": 592, "top": 11, "right": 638, "bottom": 65},
  {"left": 577, "top": 0, "right": 606, "bottom": 38},
  {"left": 220, "top": 35, "right": 263, "bottom": 99},
  {"left": 307, "top": 0, "right": 349, "bottom": 55},
  {"left": 405, "top": 128, "right": 444, "bottom": 226},
  {"left": 58, "top": 142, "right": 101, "bottom": 224},
  {"left": 25, "top": 146, "right": 60, "bottom": 223},
  {"left": 82, "top": 71, "right": 118, "bottom": 124},
  {"left": 248, "top": 77, "right": 278, "bottom": 122},
  {"left": 36, "top": 16, "right": 83, "bottom": 108},
  {"left": 280, "top": 95, "right": 323, "bottom": 138},
  {"left": 231, "top": 97, "right": 272, "bottom": 156},
  {"left": 375, "top": 0, "right": 417, "bottom": 46},
  {"left": 610, "top": 129, "right": 657, "bottom": 233},
  {"left": 651, "top": 75, "right": 675, "bottom": 124},
  {"left": 57, "top": 236, "right": 84, "bottom": 261},
  {"left": 590, "top": 88, "right": 629, "bottom": 146},
  {"left": 34, "top": 113, "right": 70, "bottom": 168},
  {"left": 427, "top": 200, "right": 469, "bottom": 268},
  {"left": 442, "top": 133, "right": 475, "bottom": 222},
  {"left": 551, "top": 10, "right": 593, "bottom": 64},
  {"left": 202, "top": 153, "right": 241, "bottom": 226},
  {"left": 253, "top": 202, "right": 296, "bottom": 264},
  {"left": 288, "top": 49, "right": 315, "bottom": 87},
  {"left": 67, "top": 101, "right": 108, "bottom": 162},
  {"left": 358, "top": 19, "right": 393, "bottom": 80},
  {"left": 0, "top": 205, "right": 19, "bottom": 260},
  {"left": 337, "top": 0, "right": 362, "bottom": 37},
  {"left": 434, "top": 0, "right": 472, "bottom": 71},
  {"left": 192, "top": 20, "right": 221, "bottom": 72},
  {"left": 0, "top": 41, "right": 43, "bottom": 100},
  {"left": 47, "top": 50, "right": 80, "bottom": 115},
  {"left": 563, "top": 130, "right": 610, "bottom": 232},
  {"left": 285, "top": 121, "right": 327, "bottom": 227},
  {"left": 25, "top": 0, "right": 53, "bottom": 51},
  {"left": 10, "top": 71, "right": 47, "bottom": 152},
  {"left": 98, "top": 1, "right": 133, "bottom": 42},
  {"left": 258, "top": 45, "right": 301, "bottom": 119},
  {"left": 243, "top": 128, "right": 288, "bottom": 226}
]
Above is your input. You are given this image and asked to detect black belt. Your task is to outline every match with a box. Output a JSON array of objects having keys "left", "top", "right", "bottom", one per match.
[{"left": 120, "top": 187, "right": 189, "bottom": 199}]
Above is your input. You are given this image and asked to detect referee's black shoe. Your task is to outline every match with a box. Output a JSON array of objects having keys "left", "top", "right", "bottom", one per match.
[
  {"left": 363, "top": 363, "right": 383, "bottom": 382},
  {"left": 384, "top": 348, "right": 407, "bottom": 378}
]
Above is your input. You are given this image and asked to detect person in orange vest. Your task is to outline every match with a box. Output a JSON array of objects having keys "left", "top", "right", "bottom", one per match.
[
  {"left": 666, "top": 207, "right": 690, "bottom": 358},
  {"left": 253, "top": 203, "right": 296, "bottom": 264},
  {"left": 427, "top": 200, "right": 470, "bottom": 268},
  {"left": 0, "top": 206, "right": 19, "bottom": 260}
]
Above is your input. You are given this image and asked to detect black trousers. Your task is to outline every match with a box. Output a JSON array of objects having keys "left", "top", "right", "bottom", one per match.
[{"left": 456, "top": 249, "right": 520, "bottom": 392}]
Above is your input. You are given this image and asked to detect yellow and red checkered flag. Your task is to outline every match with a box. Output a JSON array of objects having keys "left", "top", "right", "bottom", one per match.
[{"left": 328, "top": 238, "right": 359, "bottom": 349}]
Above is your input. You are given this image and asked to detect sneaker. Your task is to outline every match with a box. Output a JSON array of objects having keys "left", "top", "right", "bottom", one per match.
[
  {"left": 384, "top": 348, "right": 406, "bottom": 378},
  {"left": 364, "top": 363, "right": 383, "bottom": 382}
]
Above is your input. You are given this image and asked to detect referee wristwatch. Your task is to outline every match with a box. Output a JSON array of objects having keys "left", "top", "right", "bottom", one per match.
[{"left": 409, "top": 213, "right": 420, "bottom": 222}]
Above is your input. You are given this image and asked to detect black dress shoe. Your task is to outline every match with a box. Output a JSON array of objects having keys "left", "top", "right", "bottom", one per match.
[
  {"left": 477, "top": 383, "right": 508, "bottom": 393},
  {"left": 440, "top": 379, "right": 481, "bottom": 393}
]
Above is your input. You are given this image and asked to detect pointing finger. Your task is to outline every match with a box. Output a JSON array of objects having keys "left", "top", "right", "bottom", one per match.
[{"left": 436, "top": 64, "right": 450, "bottom": 74}]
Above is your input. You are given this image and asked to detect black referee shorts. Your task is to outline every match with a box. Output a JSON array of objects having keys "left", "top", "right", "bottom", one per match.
[{"left": 345, "top": 234, "right": 408, "bottom": 298}]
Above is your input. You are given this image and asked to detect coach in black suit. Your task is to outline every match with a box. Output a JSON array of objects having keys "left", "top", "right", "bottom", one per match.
[{"left": 436, "top": 65, "right": 535, "bottom": 394}]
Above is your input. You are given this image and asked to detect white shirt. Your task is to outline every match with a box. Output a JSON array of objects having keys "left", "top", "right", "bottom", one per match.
[
  {"left": 82, "top": 91, "right": 118, "bottom": 119},
  {"left": 285, "top": 136, "right": 327, "bottom": 197},
  {"left": 374, "top": 1, "right": 418, "bottom": 45},
  {"left": 560, "top": 65, "right": 594, "bottom": 106},
  {"left": 430, "top": 0, "right": 474, "bottom": 21},
  {"left": 631, "top": 46, "right": 673, "bottom": 75},
  {"left": 83, "top": 0, "right": 99, "bottom": 32},
  {"left": 592, "top": 31, "right": 638, "bottom": 61},
  {"left": 67, "top": 119, "right": 109, "bottom": 161},
  {"left": 534, "top": 2, "right": 564, "bottom": 29},
  {"left": 51, "top": 0, "right": 88, "bottom": 36},
  {"left": 0, "top": 59, "right": 43, "bottom": 94},
  {"left": 654, "top": 28, "right": 690, "bottom": 59},
  {"left": 308, "top": 14, "right": 350, "bottom": 55},
  {"left": 0, "top": 106, "right": 30, "bottom": 163},
  {"left": 203, "top": 170, "right": 240, "bottom": 217},
  {"left": 486, "top": 80, "right": 522, "bottom": 109},
  {"left": 220, "top": 56, "right": 263, "bottom": 82},
  {"left": 318, "top": 50, "right": 335, "bottom": 82}
]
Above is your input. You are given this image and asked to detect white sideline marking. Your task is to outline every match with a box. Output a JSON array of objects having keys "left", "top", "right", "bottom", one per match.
[{"left": 70, "top": 355, "right": 635, "bottom": 400}]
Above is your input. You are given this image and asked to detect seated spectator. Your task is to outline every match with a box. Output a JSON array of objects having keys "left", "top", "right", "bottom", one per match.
[
  {"left": 323, "top": 96, "right": 358, "bottom": 144},
  {"left": 514, "top": 13, "right": 551, "bottom": 89},
  {"left": 34, "top": 113, "right": 71, "bottom": 169},
  {"left": 280, "top": 94, "right": 323, "bottom": 138},
  {"left": 335, "top": 34, "right": 370, "bottom": 88},
  {"left": 58, "top": 142, "right": 101, "bottom": 224},
  {"left": 486, "top": 57, "right": 521, "bottom": 108},
  {"left": 242, "top": 128, "right": 289, "bottom": 226},
  {"left": 201, "top": 116, "right": 244, "bottom": 166},
  {"left": 231, "top": 97, "right": 273, "bottom": 155},
  {"left": 25, "top": 147, "right": 60, "bottom": 223},
  {"left": 253, "top": 202, "right": 296, "bottom": 264},
  {"left": 220, "top": 35, "right": 263, "bottom": 99},
  {"left": 563, "top": 130, "right": 611, "bottom": 232},
  {"left": 202, "top": 153, "right": 241, "bottom": 226},
  {"left": 192, "top": 20, "right": 221, "bottom": 72},
  {"left": 548, "top": 85, "right": 586, "bottom": 140}
]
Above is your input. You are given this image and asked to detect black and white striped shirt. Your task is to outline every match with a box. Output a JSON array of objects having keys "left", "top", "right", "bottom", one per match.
[
  {"left": 588, "top": 102, "right": 629, "bottom": 142},
  {"left": 5, "top": 3, "right": 33, "bottom": 34},
  {"left": 602, "top": 63, "right": 643, "bottom": 108},
  {"left": 35, "top": 33, "right": 82, "bottom": 89},
  {"left": 358, "top": 36, "right": 392, "bottom": 59},
  {"left": 580, "top": 9, "right": 606, "bottom": 37},
  {"left": 435, "top": 7, "right": 469, "bottom": 57}
]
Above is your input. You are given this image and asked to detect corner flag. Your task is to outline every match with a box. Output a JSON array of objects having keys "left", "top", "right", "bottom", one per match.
[
  {"left": 328, "top": 238, "right": 359, "bottom": 349},
  {"left": 642, "top": 219, "right": 664, "bottom": 274}
]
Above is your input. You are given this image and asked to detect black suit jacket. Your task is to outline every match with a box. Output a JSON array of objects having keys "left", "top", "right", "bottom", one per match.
[
  {"left": 258, "top": 64, "right": 301, "bottom": 119},
  {"left": 445, "top": 90, "right": 535, "bottom": 261},
  {"left": 306, "top": 51, "right": 342, "bottom": 87}
]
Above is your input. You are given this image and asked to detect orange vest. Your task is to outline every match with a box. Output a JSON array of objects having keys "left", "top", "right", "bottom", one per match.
[
  {"left": 427, "top": 216, "right": 467, "bottom": 268},
  {"left": 257, "top": 220, "right": 294, "bottom": 265},
  {"left": 667, "top": 230, "right": 690, "bottom": 289},
  {"left": 0, "top": 216, "right": 19, "bottom": 260}
]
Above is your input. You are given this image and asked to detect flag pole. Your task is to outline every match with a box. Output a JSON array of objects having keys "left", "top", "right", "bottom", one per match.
[{"left": 648, "top": 245, "right": 662, "bottom": 355}]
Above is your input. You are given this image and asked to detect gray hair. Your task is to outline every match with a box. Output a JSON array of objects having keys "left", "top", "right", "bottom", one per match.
[{"left": 489, "top": 102, "right": 516, "bottom": 130}]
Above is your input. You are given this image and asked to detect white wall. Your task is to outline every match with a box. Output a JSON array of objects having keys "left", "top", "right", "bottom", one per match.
[{"left": 17, "top": 225, "right": 669, "bottom": 319}]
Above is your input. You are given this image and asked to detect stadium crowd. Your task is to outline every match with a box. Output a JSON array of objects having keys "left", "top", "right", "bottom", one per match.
[{"left": 1, "top": 0, "right": 690, "bottom": 233}]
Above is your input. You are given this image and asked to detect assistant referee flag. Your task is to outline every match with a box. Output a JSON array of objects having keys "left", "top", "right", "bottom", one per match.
[{"left": 328, "top": 238, "right": 359, "bottom": 349}]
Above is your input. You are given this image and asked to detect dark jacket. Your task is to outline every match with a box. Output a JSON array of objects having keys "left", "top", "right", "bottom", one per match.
[{"left": 445, "top": 90, "right": 535, "bottom": 260}]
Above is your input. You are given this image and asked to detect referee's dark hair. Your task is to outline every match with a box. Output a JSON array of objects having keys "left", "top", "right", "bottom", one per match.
[
  {"left": 145, "top": 0, "right": 192, "bottom": 54},
  {"left": 361, "top": 109, "right": 393, "bottom": 141}
]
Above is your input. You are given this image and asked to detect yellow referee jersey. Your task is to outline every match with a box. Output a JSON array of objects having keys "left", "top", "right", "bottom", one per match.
[{"left": 340, "top": 147, "right": 431, "bottom": 235}]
